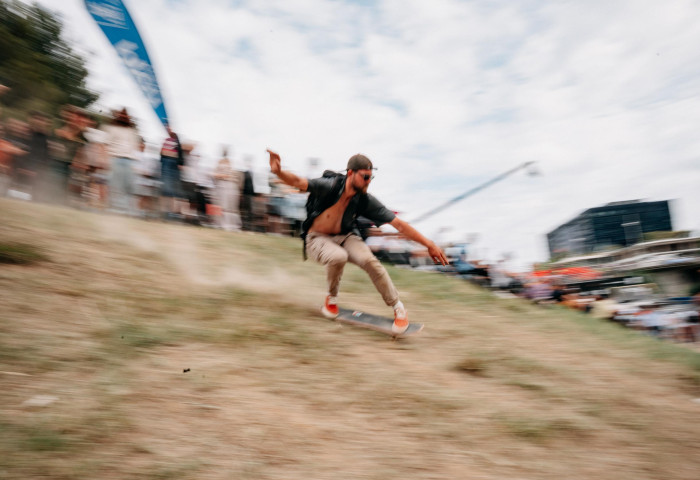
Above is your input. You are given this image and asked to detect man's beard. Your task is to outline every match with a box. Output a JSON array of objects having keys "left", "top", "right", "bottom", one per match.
[{"left": 351, "top": 179, "right": 368, "bottom": 194}]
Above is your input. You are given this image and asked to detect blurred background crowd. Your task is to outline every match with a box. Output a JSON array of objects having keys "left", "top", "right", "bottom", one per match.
[{"left": 0, "top": 98, "right": 307, "bottom": 234}]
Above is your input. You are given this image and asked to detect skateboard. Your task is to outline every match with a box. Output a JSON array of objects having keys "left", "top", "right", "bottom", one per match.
[{"left": 335, "top": 307, "right": 424, "bottom": 338}]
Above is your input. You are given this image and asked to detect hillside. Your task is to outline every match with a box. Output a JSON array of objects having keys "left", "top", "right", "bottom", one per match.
[{"left": 1, "top": 197, "right": 699, "bottom": 480}]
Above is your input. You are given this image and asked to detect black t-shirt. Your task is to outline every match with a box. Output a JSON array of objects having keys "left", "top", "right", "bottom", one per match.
[{"left": 306, "top": 176, "right": 396, "bottom": 235}]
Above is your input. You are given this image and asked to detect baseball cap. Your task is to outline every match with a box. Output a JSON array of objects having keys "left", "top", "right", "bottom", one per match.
[{"left": 346, "top": 153, "right": 375, "bottom": 171}]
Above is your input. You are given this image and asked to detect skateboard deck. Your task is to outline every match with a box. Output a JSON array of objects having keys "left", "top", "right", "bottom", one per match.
[{"left": 336, "top": 308, "right": 424, "bottom": 338}]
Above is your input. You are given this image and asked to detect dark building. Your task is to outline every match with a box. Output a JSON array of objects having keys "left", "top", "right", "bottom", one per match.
[{"left": 547, "top": 200, "right": 673, "bottom": 258}]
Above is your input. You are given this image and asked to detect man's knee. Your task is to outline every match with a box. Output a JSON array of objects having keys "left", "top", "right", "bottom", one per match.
[
  {"left": 323, "top": 249, "right": 348, "bottom": 267},
  {"left": 358, "top": 253, "right": 384, "bottom": 273}
]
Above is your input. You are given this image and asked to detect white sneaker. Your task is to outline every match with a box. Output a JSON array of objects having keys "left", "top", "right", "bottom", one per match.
[{"left": 392, "top": 301, "right": 409, "bottom": 334}]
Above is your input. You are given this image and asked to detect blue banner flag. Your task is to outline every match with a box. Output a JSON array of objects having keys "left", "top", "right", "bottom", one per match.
[{"left": 84, "top": 0, "right": 169, "bottom": 128}]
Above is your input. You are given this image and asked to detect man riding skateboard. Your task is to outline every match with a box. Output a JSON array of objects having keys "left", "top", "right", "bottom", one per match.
[{"left": 268, "top": 149, "right": 448, "bottom": 333}]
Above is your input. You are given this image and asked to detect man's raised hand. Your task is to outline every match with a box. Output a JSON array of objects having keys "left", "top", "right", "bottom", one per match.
[{"left": 267, "top": 149, "right": 281, "bottom": 175}]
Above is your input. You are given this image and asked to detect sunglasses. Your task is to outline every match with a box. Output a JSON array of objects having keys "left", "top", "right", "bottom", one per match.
[{"left": 357, "top": 173, "right": 374, "bottom": 181}]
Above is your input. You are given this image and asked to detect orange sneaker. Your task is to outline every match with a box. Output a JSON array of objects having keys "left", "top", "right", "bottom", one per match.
[
  {"left": 392, "top": 301, "right": 409, "bottom": 334},
  {"left": 321, "top": 295, "right": 339, "bottom": 319}
]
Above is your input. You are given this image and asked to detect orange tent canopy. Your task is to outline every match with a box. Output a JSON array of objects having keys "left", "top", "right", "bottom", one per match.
[{"left": 531, "top": 267, "right": 601, "bottom": 280}]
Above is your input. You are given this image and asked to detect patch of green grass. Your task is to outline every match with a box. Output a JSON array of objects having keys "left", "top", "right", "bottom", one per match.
[
  {"left": 586, "top": 317, "right": 700, "bottom": 381},
  {"left": 223, "top": 312, "right": 321, "bottom": 352},
  {"left": 24, "top": 428, "right": 70, "bottom": 452},
  {"left": 496, "top": 415, "right": 590, "bottom": 442},
  {"left": 0, "top": 242, "right": 48, "bottom": 265},
  {"left": 455, "top": 352, "right": 559, "bottom": 378},
  {"left": 502, "top": 301, "right": 529, "bottom": 313},
  {"left": 505, "top": 380, "right": 548, "bottom": 391},
  {"left": 645, "top": 339, "right": 700, "bottom": 375},
  {"left": 455, "top": 351, "right": 569, "bottom": 400},
  {"left": 0, "top": 422, "right": 75, "bottom": 454},
  {"left": 114, "top": 322, "right": 168, "bottom": 350},
  {"left": 503, "top": 299, "right": 700, "bottom": 382},
  {"left": 0, "top": 340, "right": 38, "bottom": 363}
]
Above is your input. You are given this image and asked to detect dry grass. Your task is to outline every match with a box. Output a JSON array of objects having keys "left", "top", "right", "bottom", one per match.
[{"left": 1, "top": 197, "right": 700, "bottom": 480}]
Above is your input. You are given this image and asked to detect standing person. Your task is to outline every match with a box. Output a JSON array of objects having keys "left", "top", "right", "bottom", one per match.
[
  {"left": 132, "top": 138, "right": 160, "bottom": 218},
  {"left": 179, "top": 143, "right": 199, "bottom": 220},
  {"left": 186, "top": 147, "right": 215, "bottom": 225},
  {"left": 26, "top": 111, "right": 54, "bottom": 202},
  {"left": 5, "top": 118, "right": 30, "bottom": 197},
  {"left": 159, "top": 124, "right": 184, "bottom": 219},
  {"left": 240, "top": 156, "right": 256, "bottom": 230},
  {"left": 267, "top": 150, "right": 448, "bottom": 333},
  {"left": 102, "top": 108, "right": 140, "bottom": 215},
  {"left": 21, "top": 111, "right": 52, "bottom": 200},
  {"left": 52, "top": 106, "right": 88, "bottom": 205},
  {"left": 0, "top": 123, "right": 26, "bottom": 197},
  {"left": 82, "top": 118, "right": 110, "bottom": 210},
  {"left": 213, "top": 148, "right": 242, "bottom": 231}
]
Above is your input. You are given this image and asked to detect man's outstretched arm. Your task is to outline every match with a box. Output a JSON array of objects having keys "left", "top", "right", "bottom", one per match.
[
  {"left": 389, "top": 217, "right": 448, "bottom": 266},
  {"left": 267, "top": 149, "right": 308, "bottom": 192}
]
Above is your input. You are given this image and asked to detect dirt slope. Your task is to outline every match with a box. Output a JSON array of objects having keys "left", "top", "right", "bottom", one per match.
[{"left": 1, "top": 198, "right": 699, "bottom": 480}]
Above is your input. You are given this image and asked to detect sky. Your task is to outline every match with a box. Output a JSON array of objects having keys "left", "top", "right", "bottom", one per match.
[{"left": 24, "top": 0, "right": 700, "bottom": 270}]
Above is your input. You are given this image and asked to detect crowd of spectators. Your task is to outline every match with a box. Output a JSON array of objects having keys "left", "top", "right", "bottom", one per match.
[{"left": 0, "top": 102, "right": 306, "bottom": 235}]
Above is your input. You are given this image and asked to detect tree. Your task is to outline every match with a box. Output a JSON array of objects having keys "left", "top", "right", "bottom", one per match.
[{"left": 0, "top": 0, "right": 98, "bottom": 115}]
